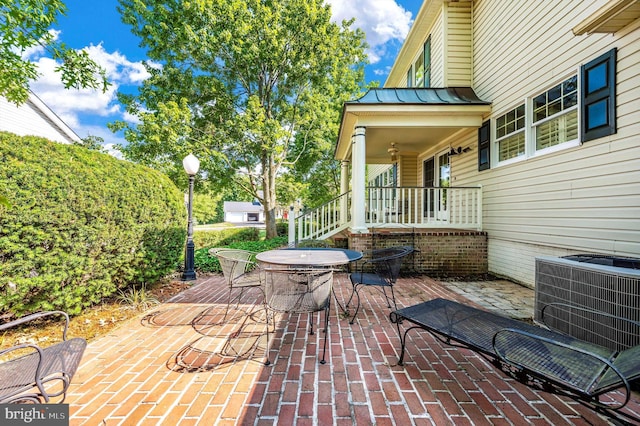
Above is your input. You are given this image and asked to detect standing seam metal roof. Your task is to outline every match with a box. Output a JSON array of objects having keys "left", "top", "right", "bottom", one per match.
[{"left": 346, "top": 87, "right": 491, "bottom": 106}]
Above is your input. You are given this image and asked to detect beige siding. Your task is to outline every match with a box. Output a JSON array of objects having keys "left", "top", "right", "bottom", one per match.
[
  {"left": 446, "top": 0, "right": 640, "bottom": 285},
  {"left": 430, "top": 13, "right": 445, "bottom": 87},
  {"left": 402, "top": 2, "right": 474, "bottom": 89},
  {"left": 444, "top": 2, "right": 473, "bottom": 86},
  {"left": 379, "top": 0, "right": 640, "bottom": 285},
  {"left": 399, "top": 154, "right": 418, "bottom": 186},
  {"left": 488, "top": 239, "right": 577, "bottom": 288}
]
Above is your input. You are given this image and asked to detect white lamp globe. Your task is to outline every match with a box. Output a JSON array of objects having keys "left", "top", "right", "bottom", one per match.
[{"left": 182, "top": 154, "right": 200, "bottom": 176}]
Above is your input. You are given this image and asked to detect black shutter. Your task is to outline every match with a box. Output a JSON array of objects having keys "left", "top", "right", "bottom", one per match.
[
  {"left": 478, "top": 120, "right": 490, "bottom": 171},
  {"left": 581, "top": 48, "right": 616, "bottom": 142}
]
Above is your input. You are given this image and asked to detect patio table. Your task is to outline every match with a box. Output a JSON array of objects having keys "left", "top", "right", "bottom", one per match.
[
  {"left": 256, "top": 247, "right": 363, "bottom": 267},
  {"left": 256, "top": 248, "right": 363, "bottom": 315}
]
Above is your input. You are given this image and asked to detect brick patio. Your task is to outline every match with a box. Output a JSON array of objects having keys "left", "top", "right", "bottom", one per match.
[{"left": 67, "top": 274, "right": 639, "bottom": 425}]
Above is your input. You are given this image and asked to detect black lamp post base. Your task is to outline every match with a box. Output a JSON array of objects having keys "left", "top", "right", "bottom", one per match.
[
  {"left": 182, "top": 239, "right": 196, "bottom": 281},
  {"left": 181, "top": 271, "right": 196, "bottom": 281}
]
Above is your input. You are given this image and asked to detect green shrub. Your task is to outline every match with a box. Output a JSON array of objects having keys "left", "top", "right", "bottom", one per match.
[
  {"left": 0, "top": 132, "right": 185, "bottom": 317},
  {"left": 193, "top": 227, "right": 259, "bottom": 249},
  {"left": 276, "top": 220, "right": 288, "bottom": 237},
  {"left": 195, "top": 236, "right": 288, "bottom": 273}
]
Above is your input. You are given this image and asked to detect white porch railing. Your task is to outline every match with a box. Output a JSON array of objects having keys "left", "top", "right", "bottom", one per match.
[
  {"left": 292, "top": 186, "right": 482, "bottom": 242},
  {"left": 294, "top": 192, "right": 352, "bottom": 243}
]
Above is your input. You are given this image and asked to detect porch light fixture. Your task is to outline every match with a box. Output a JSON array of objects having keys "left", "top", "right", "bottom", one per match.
[
  {"left": 448, "top": 146, "right": 472, "bottom": 156},
  {"left": 182, "top": 153, "right": 200, "bottom": 281},
  {"left": 388, "top": 143, "right": 399, "bottom": 162}
]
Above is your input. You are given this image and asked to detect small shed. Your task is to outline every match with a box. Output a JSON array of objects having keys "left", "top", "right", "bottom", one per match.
[{"left": 223, "top": 201, "right": 264, "bottom": 223}]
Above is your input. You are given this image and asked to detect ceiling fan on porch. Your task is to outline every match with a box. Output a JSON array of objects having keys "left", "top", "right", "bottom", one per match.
[{"left": 388, "top": 143, "right": 399, "bottom": 162}]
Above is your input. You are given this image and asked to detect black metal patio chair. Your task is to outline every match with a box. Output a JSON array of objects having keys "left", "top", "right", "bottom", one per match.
[
  {"left": 346, "top": 246, "right": 413, "bottom": 324},
  {"left": 0, "top": 311, "right": 87, "bottom": 403},
  {"left": 210, "top": 248, "right": 265, "bottom": 322},
  {"left": 263, "top": 268, "right": 334, "bottom": 365},
  {"left": 390, "top": 298, "right": 640, "bottom": 420}
]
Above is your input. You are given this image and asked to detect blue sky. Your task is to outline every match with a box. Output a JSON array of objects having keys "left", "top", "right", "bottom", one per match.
[{"left": 27, "top": 0, "right": 424, "bottom": 151}]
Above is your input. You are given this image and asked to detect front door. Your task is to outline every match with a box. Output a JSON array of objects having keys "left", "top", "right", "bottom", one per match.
[
  {"left": 436, "top": 151, "right": 450, "bottom": 220},
  {"left": 423, "top": 151, "right": 450, "bottom": 220}
]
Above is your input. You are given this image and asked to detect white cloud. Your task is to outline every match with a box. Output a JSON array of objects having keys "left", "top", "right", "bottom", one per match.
[
  {"left": 27, "top": 43, "right": 149, "bottom": 146},
  {"left": 327, "top": 0, "right": 413, "bottom": 64},
  {"left": 122, "top": 111, "right": 142, "bottom": 125},
  {"left": 103, "top": 143, "right": 124, "bottom": 160},
  {"left": 83, "top": 44, "right": 152, "bottom": 84}
]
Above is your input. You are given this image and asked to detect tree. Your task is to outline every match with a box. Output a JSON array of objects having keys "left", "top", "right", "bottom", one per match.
[
  {"left": 0, "top": 0, "right": 109, "bottom": 104},
  {"left": 113, "top": 0, "right": 368, "bottom": 238},
  {"left": 75, "top": 135, "right": 106, "bottom": 152}
]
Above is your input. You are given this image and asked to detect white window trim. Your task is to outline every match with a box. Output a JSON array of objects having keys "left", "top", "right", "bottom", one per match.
[
  {"left": 492, "top": 71, "right": 582, "bottom": 168},
  {"left": 494, "top": 104, "right": 526, "bottom": 167},
  {"left": 529, "top": 105, "right": 580, "bottom": 158}
]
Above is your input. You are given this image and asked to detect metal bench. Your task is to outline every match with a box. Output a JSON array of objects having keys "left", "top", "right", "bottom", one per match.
[
  {"left": 390, "top": 298, "right": 640, "bottom": 416},
  {"left": 0, "top": 311, "right": 87, "bottom": 403}
]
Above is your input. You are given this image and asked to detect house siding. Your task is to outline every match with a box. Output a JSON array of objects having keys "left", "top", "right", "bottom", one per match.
[
  {"left": 399, "top": 154, "right": 418, "bottom": 186},
  {"left": 444, "top": 1, "right": 473, "bottom": 87},
  {"left": 0, "top": 95, "right": 80, "bottom": 144},
  {"left": 430, "top": 13, "right": 445, "bottom": 87},
  {"left": 450, "top": 0, "right": 640, "bottom": 286}
]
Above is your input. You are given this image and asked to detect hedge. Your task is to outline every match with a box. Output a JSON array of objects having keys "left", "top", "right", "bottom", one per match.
[
  {"left": 0, "top": 132, "right": 185, "bottom": 317},
  {"left": 193, "top": 227, "right": 259, "bottom": 249},
  {"left": 194, "top": 236, "right": 288, "bottom": 273}
]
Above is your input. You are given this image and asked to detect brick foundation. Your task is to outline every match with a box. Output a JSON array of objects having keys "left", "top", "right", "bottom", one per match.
[{"left": 342, "top": 228, "right": 487, "bottom": 276}]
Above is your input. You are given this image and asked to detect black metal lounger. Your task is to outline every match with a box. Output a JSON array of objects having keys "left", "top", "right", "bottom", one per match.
[
  {"left": 390, "top": 298, "right": 640, "bottom": 416},
  {"left": 0, "top": 311, "right": 87, "bottom": 403}
]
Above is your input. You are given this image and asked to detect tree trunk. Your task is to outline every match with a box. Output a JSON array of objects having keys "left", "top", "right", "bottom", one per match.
[{"left": 263, "top": 156, "right": 278, "bottom": 239}]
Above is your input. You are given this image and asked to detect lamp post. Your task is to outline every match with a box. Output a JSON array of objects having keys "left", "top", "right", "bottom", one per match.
[{"left": 182, "top": 154, "right": 200, "bottom": 281}]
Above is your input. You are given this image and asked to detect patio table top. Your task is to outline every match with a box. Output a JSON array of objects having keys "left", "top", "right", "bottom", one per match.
[{"left": 256, "top": 248, "right": 362, "bottom": 267}]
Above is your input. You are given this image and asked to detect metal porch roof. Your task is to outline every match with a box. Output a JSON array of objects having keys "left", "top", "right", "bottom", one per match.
[{"left": 345, "top": 87, "right": 490, "bottom": 106}]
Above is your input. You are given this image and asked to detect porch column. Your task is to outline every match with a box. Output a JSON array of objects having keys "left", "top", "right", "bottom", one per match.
[
  {"left": 340, "top": 160, "right": 349, "bottom": 223},
  {"left": 288, "top": 205, "right": 295, "bottom": 247},
  {"left": 351, "top": 126, "right": 368, "bottom": 232}
]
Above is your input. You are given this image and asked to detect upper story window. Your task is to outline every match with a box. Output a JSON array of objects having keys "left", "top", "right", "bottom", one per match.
[
  {"left": 533, "top": 76, "right": 578, "bottom": 151},
  {"left": 408, "top": 37, "right": 431, "bottom": 88},
  {"left": 480, "top": 48, "right": 617, "bottom": 171},
  {"left": 496, "top": 104, "right": 525, "bottom": 162},
  {"left": 423, "top": 37, "right": 431, "bottom": 88},
  {"left": 414, "top": 51, "right": 425, "bottom": 87}
]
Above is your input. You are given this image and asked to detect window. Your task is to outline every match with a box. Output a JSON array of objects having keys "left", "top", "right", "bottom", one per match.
[
  {"left": 370, "top": 165, "right": 397, "bottom": 187},
  {"left": 532, "top": 76, "right": 578, "bottom": 151},
  {"left": 408, "top": 37, "right": 431, "bottom": 88},
  {"left": 581, "top": 49, "right": 616, "bottom": 142},
  {"left": 414, "top": 51, "right": 425, "bottom": 87},
  {"left": 496, "top": 105, "right": 525, "bottom": 162},
  {"left": 485, "top": 50, "right": 617, "bottom": 169},
  {"left": 478, "top": 120, "right": 490, "bottom": 171},
  {"left": 423, "top": 37, "right": 431, "bottom": 88}
]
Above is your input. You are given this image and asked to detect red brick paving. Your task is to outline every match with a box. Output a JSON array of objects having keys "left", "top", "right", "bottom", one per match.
[{"left": 67, "top": 273, "right": 640, "bottom": 425}]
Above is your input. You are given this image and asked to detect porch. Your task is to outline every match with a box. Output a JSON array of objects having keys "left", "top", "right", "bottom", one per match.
[
  {"left": 292, "top": 186, "right": 482, "bottom": 238},
  {"left": 290, "top": 185, "right": 486, "bottom": 276}
]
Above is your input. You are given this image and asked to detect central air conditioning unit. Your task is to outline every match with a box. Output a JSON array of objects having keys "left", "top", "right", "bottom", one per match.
[{"left": 535, "top": 255, "right": 640, "bottom": 351}]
